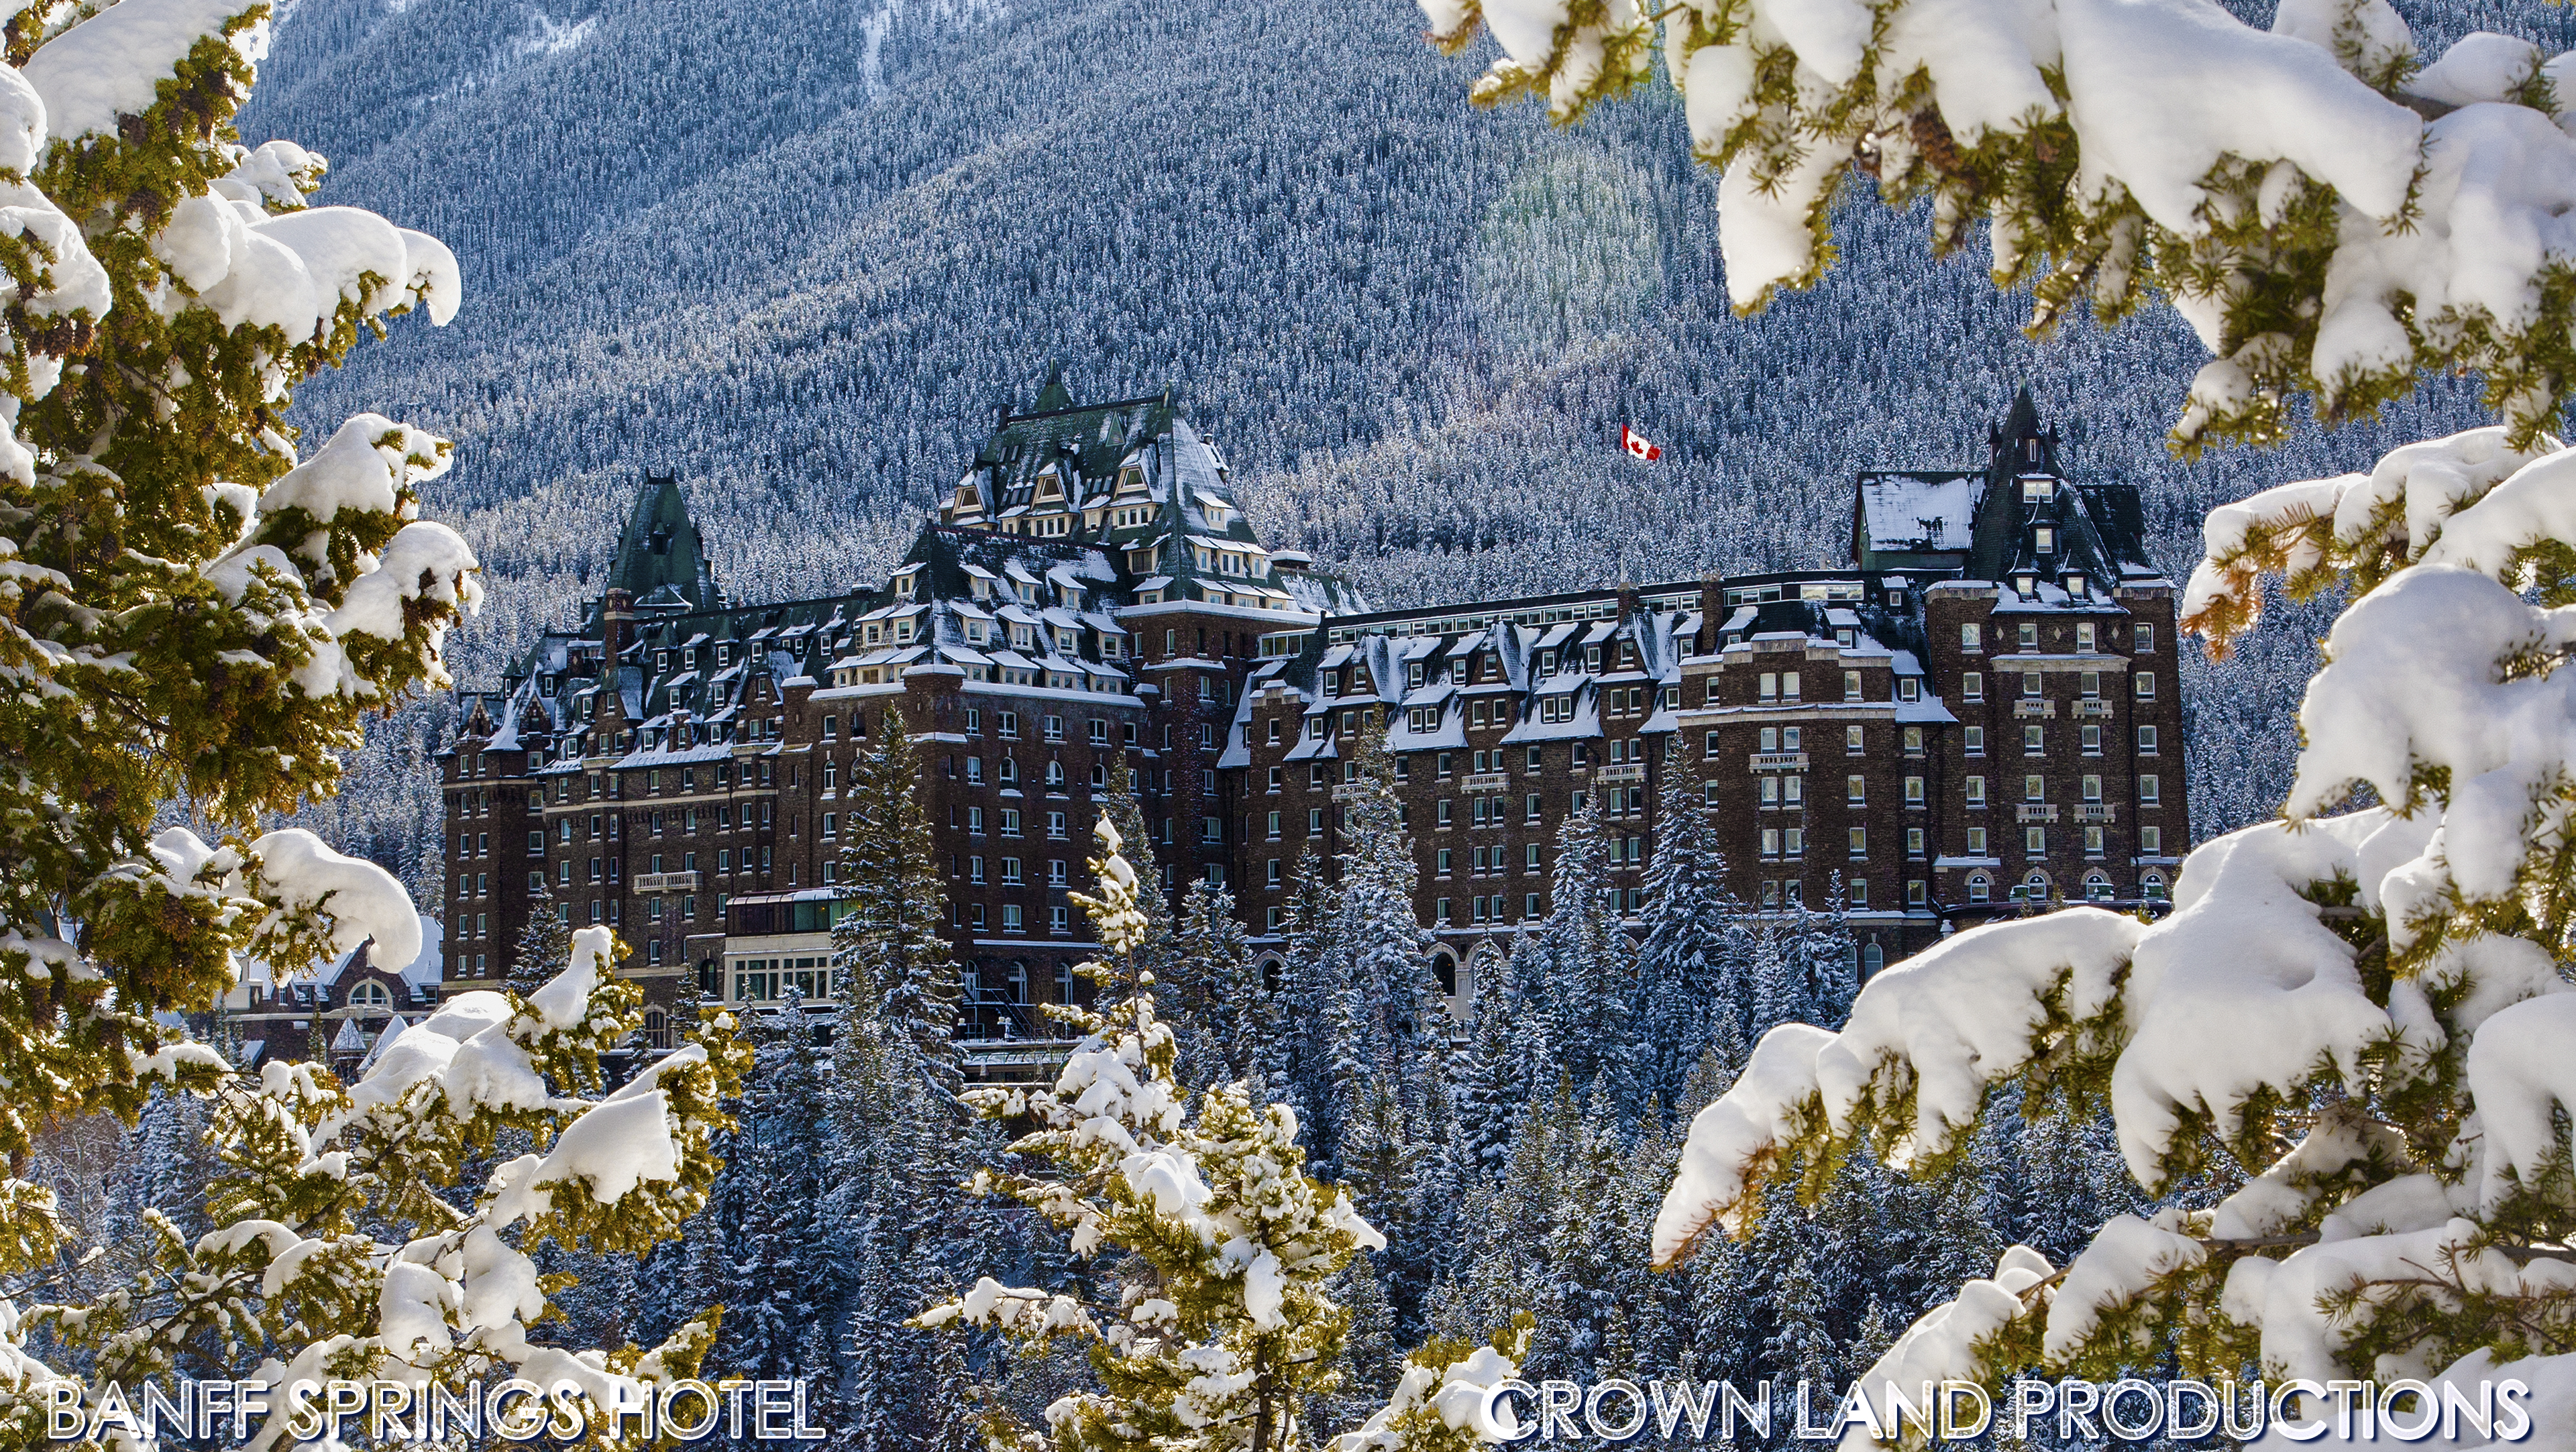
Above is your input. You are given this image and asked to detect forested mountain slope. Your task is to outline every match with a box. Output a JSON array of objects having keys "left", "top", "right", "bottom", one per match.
[{"left": 239, "top": 0, "right": 2573, "bottom": 877}]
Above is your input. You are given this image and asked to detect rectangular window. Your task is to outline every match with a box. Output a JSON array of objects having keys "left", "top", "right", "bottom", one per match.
[
  {"left": 1967, "top": 826, "right": 1987, "bottom": 855},
  {"left": 1436, "top": 897, "right": 1452, "bottom": 925},
  {"left": 1849, "top": 880, "right": 1868, "bottom": 908},
  {"left": 2139, "top": 725, "right": 2160, "bottom": 755},
  {"left": 1843, "top": 671, "right": 1862, "bottom": 702},
  {"left": 1962, "top": 623, "right": 1982, "bottom": 653},
  {"left": 1783, "top": 777, "right": 1803, "bottom": 805},
  {"left": 1001, "top": 858, "right": 1022, "bottom": 884},
  {"left": 1845, "top": 725, "right": 1864, "bottom": 755},
  {"left": 2140, "top": 774, "right": 2161, "bottom": 804},
  {"left": 1437, "top": 848, "right": 1453, "bottom": 876},
  {"left": 1001, "top": 809, "right": 1022, "bottom": 836},
  {"left": 2086, "top": 825, "right": 2106, "bottom": 856},
  {"left": 1908, "top": 879, "right": 1927, "bottom": 906},
  {"left": 1904, "top": 775, "right": 1925, "bottom": 804},
  {"left": 2082, "top": 774, "right": 2103, "bottom": 801},
  {"left": 2025, "top": 775, "right": 2045, "bottom": 801},
  {"left": 2080, "top": 671, "right": 2101, "bottom": 698},
  {"left": 1907, "top": 826, "right": 1925, "bottom": 856},
  {"left": 1782, "top": 672, "right": 1801, "bottom": 700},
  {"left": 2082, "top": 724, "right": 2102, "bottom": 755},
  {"left": 2135, "top": 671, "right": 2157, "bottom": 699},
  {"left": 1759, "top": 671, "right": 1778, "bottom": 700},
  {"left": 1762, "top": 828, "right": 1781, "bottom": 858},
  {"left": 1526, "top": 893, "right": 1542, "bottom": 918},
  {"left": 1267, "top": 810, "right": 1281, "bottom": 839},
  {"left": 2026, "top": 825, "right": 2047, "bottom": 854},
  {"left": 2023, "top": 724, "right": 2044, "bottom": 754},
  {"left": 1525, "top": 793, "right": 1542, "bottom": 822},
  {"left": 1846, "top": 775, "right": 1865, "bottom": 803},
  {"left": 1002, "top": 904, "right": 1023, "bottom": 932},
  {"left": 1966, "top": 776, "right": 1987, "bottom": 807},
  {"left": 2141, "top": 825, "right": 2163, "bottom": 853},
  {"left": 1964, "top": 726, "right": 1985, "bottom": 756},
  {"left": 1849, "top": 827, "right": 1867, "bottom": 858},
  {"left": 1783, "top": 828, "right": 1805, "bottom": 858},
  {"left": 2019, "top": 622, "right": 2039, "bottom": 649},
  {"left": 2135, "top": 622, "right": 2155, "bottom": 653},
  {"left": 1962, "top": 672, "right": 1983, "bottom": 702}
]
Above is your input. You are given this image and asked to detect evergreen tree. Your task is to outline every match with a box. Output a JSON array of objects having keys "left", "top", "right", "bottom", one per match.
[
  {"left": 508, "top": 881, "right": 574, "bottom": 994},
  {"left": 1450, "top": 939, "right": 1523, "bottom": 1180},
  {"left": 832, "top": 711, "right": 964, "bottom": 1097},
  {"left": 1633, "top": 773, "right": 1750, "bottom": 1109},
  {"left": 1165, "top": 879, "right": 1264, "bottom": 1089},
  {"left": 0, "top": 0, "right": 479, "bottom": 1358},
  {"left": 924, "top": 819, "right": 1387, "bottom": 1452},
  {"left": 1316, "top": 726, "right": 1442, "bottom": 1168},
  {"left": 1535, "top": 799, "right": 1638, "bottom": 1115}
]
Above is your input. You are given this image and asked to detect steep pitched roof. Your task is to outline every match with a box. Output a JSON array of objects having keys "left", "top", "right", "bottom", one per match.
[{"left": 607, "top": 473, "right": 720, "bottom": 612}]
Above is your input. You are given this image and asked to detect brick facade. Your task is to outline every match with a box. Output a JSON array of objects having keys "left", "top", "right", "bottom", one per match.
[{"left": 437, "top": 380, "right": 2186, "bottom": 1044}]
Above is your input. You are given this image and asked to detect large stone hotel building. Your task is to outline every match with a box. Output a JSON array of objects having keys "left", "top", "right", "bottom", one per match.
[{"left": 433, "top": 373, "right": 2187, "bottom": 1050}]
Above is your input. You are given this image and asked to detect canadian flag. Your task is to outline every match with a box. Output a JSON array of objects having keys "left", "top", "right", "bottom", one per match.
[{"left": 1620, "top": 425, "right": 1662, "bottom": 461}]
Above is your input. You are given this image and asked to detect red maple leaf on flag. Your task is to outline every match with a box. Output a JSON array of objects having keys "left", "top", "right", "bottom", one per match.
[{"left": 1621, "top": 425, "right": 1661, "bottom": 461}]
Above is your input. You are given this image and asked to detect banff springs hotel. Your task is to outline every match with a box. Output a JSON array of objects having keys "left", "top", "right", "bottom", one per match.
[{"left": 352, "top": 375, "right": 2192, "bottom": 1068}]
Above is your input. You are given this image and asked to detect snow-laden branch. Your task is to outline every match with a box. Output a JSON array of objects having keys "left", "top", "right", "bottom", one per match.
[
  {"left": 1660, "top": 423, "right": 2576, "bottom": 1422},
  {"left": 1420, "top": 0, "right": 2576, "bottom": 449}
]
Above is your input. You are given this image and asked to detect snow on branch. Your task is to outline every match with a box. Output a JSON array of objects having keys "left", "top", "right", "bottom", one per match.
[{"left": 1420, "top": 0, "right": 2576, "bottom": 450}]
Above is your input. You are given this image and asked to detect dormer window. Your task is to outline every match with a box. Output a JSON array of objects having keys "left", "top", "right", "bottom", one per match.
[
  {"left": 863, "top": 624, "right": 882, "bottom": 645},
  {"left": 2063, "top": 573, "right": 2085, "bottom": 596},
  {"left": 2022, "top": 479, "right": 2053, "bottom": 502},
  {"left": 2015, "top": 574, "right": 2035, "bottom": 596},
  {"left": 655, "top": 650, "right": 669, "bottom": 672},
  {"left": 1322, "top": 670, "right": 1340, "bottom": 697},
  {"left": 1585, "top": 646, "right": 1601, "bottom": 672},
  {"left": 2034, "top": 526, "right": 2055, "bottom": 553},
  {"left": 896, "top": 620, "right": 915, "bottom": 643}
]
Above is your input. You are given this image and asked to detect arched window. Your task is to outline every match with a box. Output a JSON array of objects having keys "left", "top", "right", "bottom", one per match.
[
  {"left": 1967, "top": 873, "right": 1992, "bottom": 904},
  {"left": 1431, "top": 951, "right": 1458, "bottom": 997},
  {"left": 2141, "top": 871, "right": 2168, "bottom": 901},
  {"left": 697, "top": 959, "right": 719, "bottom": 997},
  {"left": 2084, "top": 871, "right": 2113, "bottom": 901},
  {"left": 1861, "top": 941, "right": 1886, "bottom": 977},
  {"left": 2020, "top": 871, "right": 2051, "bottom": 901},
  {"left": 1007, "top": 960, "right": 1030, "bottom": 1004},
  {"left": 1257, "top": 956, "right": 1287, "bottom": 993},
  {"left": 350, "top": 981, "right": 390, "bottom": 1013}
]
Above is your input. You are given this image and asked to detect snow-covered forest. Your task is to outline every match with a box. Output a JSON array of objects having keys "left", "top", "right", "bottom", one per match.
[{"left": 237, "top": 0, "right": 2573, "bottom": 894}]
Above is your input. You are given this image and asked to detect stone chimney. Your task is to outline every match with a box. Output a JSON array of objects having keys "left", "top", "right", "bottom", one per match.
[{"left": 1697, "top": 573, "right": 1725, "bottom": 655}]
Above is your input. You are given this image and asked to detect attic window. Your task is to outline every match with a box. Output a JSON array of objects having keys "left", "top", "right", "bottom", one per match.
[
  {"left": 2023, "top": 479, "right": 2053, "bottom": 502},
  {"left": 2063, "top": 574, "right": 2086, "bottom": 597},
  {"left": 2034, "top": 527, "right": 2055, "bottom": 553}
]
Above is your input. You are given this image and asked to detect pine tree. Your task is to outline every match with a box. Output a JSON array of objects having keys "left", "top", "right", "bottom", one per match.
[
  {"left": 508, "top": 881, "right": 574, "bottom": 993},
  {"left": 1536, "top": 799, "right": 1638, "bottom": 1115},
  {"left": 923, "top": 818, "right": 1388, "bottom": 1452},
  {"left": 1635, "top": 773, "right": 1756, "bottom": 1093},
  {"left": 1316, "top": 726, "right": 1442, "bottom": 1169},
  {"left": 0, "top": 0, "right": 478, "bottom": 1332},
  {"left": 833, "top": 710, "right": 963, "bottom": 1097}
]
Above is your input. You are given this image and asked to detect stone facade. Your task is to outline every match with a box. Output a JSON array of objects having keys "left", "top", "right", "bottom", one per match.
[{"left": 438, "top": 378, "right": 2186, "bottom": 1045}]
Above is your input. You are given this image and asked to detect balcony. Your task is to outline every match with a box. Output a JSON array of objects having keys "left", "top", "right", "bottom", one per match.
[
  {"left": 2072, "top": 699, "right": 2113, "bottom": 718},
  {"left": 1596, "top": 764, "right": 1645, "bottom": 784},
  {"left": 1748, "top": 752, "right": 1809, "bottom": 771},
  {"left": 2015, "top": 804, "right": 2059, "bottom": 823},
  {"left": 634, "top": 871, "right": 699, "bottom": 893},
  {"left": 2012, "top": 700, "right": 2057, "bottom": 719},
  {"left": 1462, "top": 772, "right": 1509, "bottom": 793},
  {"left": 2075, "top": 803, "right": 2116, "bottom": 822}
]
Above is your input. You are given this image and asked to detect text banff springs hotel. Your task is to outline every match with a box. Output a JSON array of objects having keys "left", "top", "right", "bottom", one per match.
[{"left": 230, "top": 372, "right": 2190, "bottom": 1072}]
